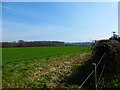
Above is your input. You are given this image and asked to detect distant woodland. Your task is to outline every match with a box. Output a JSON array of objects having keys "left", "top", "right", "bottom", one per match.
[
  {"left": 1, "top": 40, "right": 66, "bottom": 48},
  {"left": 1, "top": 40, "right": 93, "bottom": 48}
]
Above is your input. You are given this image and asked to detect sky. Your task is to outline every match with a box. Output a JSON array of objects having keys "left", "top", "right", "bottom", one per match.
[{"left": 2, "top": 2, "right": 118, "bottom": 42}]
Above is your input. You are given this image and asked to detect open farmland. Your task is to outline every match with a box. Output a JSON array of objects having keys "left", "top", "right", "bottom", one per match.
[
  {"left": 2, "top": 46, "right": 91, "bottom": 65},
  {"left": 2, "top": 46, "right": 92, "bottom": 88}
]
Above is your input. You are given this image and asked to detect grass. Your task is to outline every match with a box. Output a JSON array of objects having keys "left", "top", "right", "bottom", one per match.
[
  {"left": 2, "top": 46, "right": 92, "bottom": 88},
  {"left": 2, "top": 52, "right": 92, "bottom": 88},
  {"left": 2, "top": 46, "right": 91, "bottom": 65},
  {"left": 102, "top": 74, "right": 120, "bottom": 88}
]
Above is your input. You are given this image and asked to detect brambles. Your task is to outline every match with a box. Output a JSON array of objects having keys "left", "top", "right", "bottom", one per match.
[{"left": 92, "top": 40, "right": 120, "bottom": 88}]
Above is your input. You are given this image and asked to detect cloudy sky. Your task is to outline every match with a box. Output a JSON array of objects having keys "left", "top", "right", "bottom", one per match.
[{"left": 2, "top": 2, "right": 118, "bottom": 42}]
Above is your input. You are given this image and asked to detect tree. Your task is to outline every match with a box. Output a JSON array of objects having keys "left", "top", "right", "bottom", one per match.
[{"left": 17, "top": 40, "right": 24, "bottom": 47}]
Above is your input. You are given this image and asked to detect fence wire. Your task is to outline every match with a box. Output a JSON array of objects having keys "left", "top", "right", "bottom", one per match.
[
  {"left": 78, "top": 70, "right": 94, "bottom": 89},
  {"left": 96, "top": 53, "right": 106, "bottom": 67},
  {"left": 79, "top": 52, "right": 106, "bottom": 89},
  {"left": 98, "top": 64, "right": 105, "bottom": 84}
]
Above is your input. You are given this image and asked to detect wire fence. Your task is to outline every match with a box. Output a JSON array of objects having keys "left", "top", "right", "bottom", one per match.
[{"left": 78, "top": 52, "right": 106, "bottom": 90}]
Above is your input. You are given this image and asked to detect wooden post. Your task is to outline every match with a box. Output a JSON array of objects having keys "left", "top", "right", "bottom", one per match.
[{"left": 92, "top": 63, "right": 97, "bottom": 90}]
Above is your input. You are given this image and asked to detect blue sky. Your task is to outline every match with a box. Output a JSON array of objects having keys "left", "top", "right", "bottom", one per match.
[{"left": 2, "top": 2, "right": 118, "bottom": 42}]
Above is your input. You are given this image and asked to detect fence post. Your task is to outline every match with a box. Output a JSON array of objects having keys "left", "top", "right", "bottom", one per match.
[{"left": 92, "top": 63, "right": 97, "bottom": 90}]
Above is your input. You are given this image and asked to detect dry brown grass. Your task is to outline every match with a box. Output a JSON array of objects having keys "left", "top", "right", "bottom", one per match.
[{"left": 26, "top": 51, "right": 92, "bottom": 88}]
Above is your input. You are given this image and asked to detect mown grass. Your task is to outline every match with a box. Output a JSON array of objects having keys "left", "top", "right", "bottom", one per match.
[
  {"left": 2, "top": 46, "right": 91, "bottom": 65},
  {"left": 2, "top": 46, "right": 92, "bottom": 88}
]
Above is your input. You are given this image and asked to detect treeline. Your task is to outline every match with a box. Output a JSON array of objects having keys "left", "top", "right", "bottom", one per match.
[{"left": 2, "top": 40, "right": 65, "bottom": 48}]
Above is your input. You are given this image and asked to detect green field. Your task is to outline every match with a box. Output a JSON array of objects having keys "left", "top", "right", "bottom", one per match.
[
  {"left": 2, "top": 46, "right": 92, "bottom": 88},
  {"left": 2, "top": 46, "right": 91, "bottom": 65}
]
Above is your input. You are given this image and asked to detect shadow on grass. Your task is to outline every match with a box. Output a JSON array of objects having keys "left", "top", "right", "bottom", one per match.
[
  {"left": 61, "top": 46, "right": 107, "bottom": 89},
  {"left": 61, "top": 40, "right": 120, "bottom": 89},
  {"left": 61, "top": 58, "right": 95, "bottom": 89}
]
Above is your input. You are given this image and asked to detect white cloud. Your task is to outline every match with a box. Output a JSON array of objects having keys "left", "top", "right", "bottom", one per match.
[
  {"left": 2, "top": 20, "right": 111, "bottom": 42},
  {"left": 3, "top": 20, "right": 92, "bottom": 42},
  {"left": 1, "top": 4, "right": 28, "bottom": 15},
  {"left": 2, "top": 5, "right": 15, "bottom": 10},
  {"left": 2, "top": 20, "right": 71, "bottom": 41},
  {"left": 0, "top": 4, "right": 17, "bottom": 11}
]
